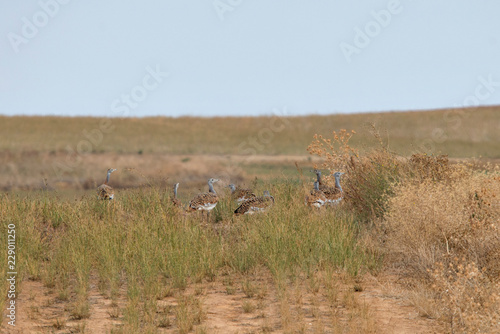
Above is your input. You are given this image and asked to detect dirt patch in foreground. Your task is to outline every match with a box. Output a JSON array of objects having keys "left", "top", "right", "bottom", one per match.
[{"left": 2, "top": 271, "right": 442, "bottom": 333}]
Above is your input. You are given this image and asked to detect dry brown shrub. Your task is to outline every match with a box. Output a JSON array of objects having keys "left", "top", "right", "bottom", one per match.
[
  {"left": 308, "top": 129, "right": 403, "bottom": 221},
  {"left": 409, "top": 153, "right": 451, "bottom": 181},
  {"left": 384, "top": 169, "right": 500, "bottom": 332},
  {"left": 343, "top": 150, "right": 404, "bottom": 221},
  {"left": 408, "top": 153, "right": 471, "bottom": 184},
  {"left": 431, "top": 259, "right": 500, "bottom": 333},
  {"left": 307, "top": 129, "right": 358, "bottom": 171},
  {"left": 384, "top": 173, "right": 500, "bottom": 276},
  {"left": 307, "top": 128, "right": 500, "bottom": 331}
]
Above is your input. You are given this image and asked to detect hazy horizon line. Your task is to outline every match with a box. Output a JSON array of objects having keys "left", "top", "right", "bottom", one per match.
[{"left": 1, "top": 104, "right": 498, "bottom": 119}]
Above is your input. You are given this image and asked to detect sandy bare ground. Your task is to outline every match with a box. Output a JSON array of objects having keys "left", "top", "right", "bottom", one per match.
[
  {"left": 2, "top": 271, "right": 443, "bottom": 334},
  {"left": 2, "top": 151, "right": 496, "bottom": 192},
  {"left": 0, "top": 152, "right": 323, "bottom": 192}
]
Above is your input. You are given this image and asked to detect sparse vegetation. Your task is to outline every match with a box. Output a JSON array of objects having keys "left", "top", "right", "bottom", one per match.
[
  {"left": 242, "top": 300, "right": 256, "bottom": 313},
  {"left": 0, "top": 179, "right": 379, "bottom": 332}
]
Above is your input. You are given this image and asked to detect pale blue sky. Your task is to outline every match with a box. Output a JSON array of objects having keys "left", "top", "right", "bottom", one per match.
[{"left": 1, "top": 0, "right": 499, "bottom": 117}]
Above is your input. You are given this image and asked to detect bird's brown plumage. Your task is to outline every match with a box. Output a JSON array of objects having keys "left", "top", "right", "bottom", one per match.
[
  {"left": 314, "top": 170, "right": 342, "bottom": 203},
  {"left": 188, "top": 178, "right": 219, "bottom": 212},
  {"left": 234, "top": 191, "right": 274, "bottom": 215},
  {"left": 97, "top": 168, "right": 116, "bottom": 200},
  {"left": 188, "top": 193, "right": 219, "bottom": 211},
  {"left": 97, "top": 184, "right": 114, "bottom": 200},
  {"left": 229, "top": 184, "right": 256, "bottom": 203},
  {"left": 320, "top": 185, "right": 342, "bottom": 202},
  {"left": 305, "top": 181, "right": 326, "bottom": 208}
]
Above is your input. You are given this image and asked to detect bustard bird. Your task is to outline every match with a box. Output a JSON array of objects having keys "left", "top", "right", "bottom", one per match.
[
  {"left": 97, "top": 168, "right": 117, "bottom": 200},
  {"left": 329, "top": 171, "right": 345, "bottom": 204},
  {"left": 234, "top": 190, "right": 274, "bottom": 215},
  {"left": 305, "top": 181, "right": 327, "bottom": 208},
  {"left": 228, "top": 184, "right": 256, "bottom": 203},
  {"left": 313, "top": 170, "right": 344, "bottom": 205},
  {"left": 171, "top": 183, "right": 182, "bottom": 208},
  {"left": 188, "top": 178, "right": 220, "bottom": 218}
]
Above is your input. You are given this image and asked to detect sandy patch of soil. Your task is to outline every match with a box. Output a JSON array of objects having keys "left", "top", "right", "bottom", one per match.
[{"left": 2, "top": 272, "right": 443, "bottom": 333}]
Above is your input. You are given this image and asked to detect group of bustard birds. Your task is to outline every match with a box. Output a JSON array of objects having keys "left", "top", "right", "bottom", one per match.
[{"left": 96, "top": 168, "right": 344, "bottom": 217}]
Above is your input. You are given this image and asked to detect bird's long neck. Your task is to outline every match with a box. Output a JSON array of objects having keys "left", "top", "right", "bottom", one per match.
[
  {"left": 173, "top": 186, "right": 178, "bottom": 198},
  {"left": 314, "top": 182, "right": 319, "bottom": 191},
  {"left": 335, "top": 176, "right": 342, "bottom": 192},
  {"left": 208, "top": 182, "right": 216, "bottom": 194},
  {"left": 316, "top": 172, "right": 322, "bottom": 185},
  {"left": 266, "top": 193, "right": 275, "bottom": 204},
  {"left": 105, "top": 171, "right": 112, "bottom": 184}
]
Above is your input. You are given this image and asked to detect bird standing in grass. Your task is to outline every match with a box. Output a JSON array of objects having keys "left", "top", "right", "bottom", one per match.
[
  {"left": 313, "top": 170, "right": 344, "bottom": 205},
  {"left": 228, "top": 184, "right": 256, "bottom": 203},
  {"left": 97, "top": 168, "right": 117, "bottom": 200},
  {"left": 188, "top": 178, "right": 220, "bottom": 219},
  {"left": 234, "top": 190, "right": 274, "bottom": 215},
  {"left": 329, "top": 171, "right": 345, "bottom": 204},
  {"left": 171, "top": 183, "right": 182, "bottom": 208},
  {"left": 305, "top": 181, "right": 327, "bottom": 208}
]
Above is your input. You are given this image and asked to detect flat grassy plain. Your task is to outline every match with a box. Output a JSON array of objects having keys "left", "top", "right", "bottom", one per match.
[
  {"left": 0, "top": 106, "right": 499, "bottom": 194},
  {"left": 0, "top": 107, "right": 499, "bottom": 333},
  {"left": 1, "top": 106, "right": 499, "bottom": 157}
]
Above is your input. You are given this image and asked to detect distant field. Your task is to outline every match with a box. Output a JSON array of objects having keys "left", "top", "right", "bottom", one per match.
[
  {"left": 0, "top": 106, "right": 499, "bottom": 193},
  {"left": 1, "top": 106, "right": 499, "bottom": 157}
]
